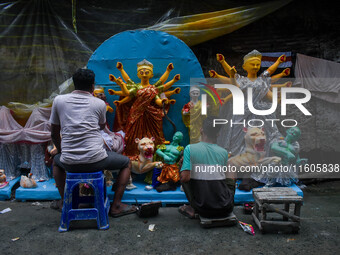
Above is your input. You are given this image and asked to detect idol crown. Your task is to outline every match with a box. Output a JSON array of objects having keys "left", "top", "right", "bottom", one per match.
[
  {"left": 243, "top": 49, "right": 262, "bottom": 63},
  {"left": 137, "top": 59, "right": 153, "bottom": 71}
]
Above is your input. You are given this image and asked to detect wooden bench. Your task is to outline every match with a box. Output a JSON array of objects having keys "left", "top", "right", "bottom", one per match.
[{"left": 252, "top": 187, "right": 303, "bottom": 234}]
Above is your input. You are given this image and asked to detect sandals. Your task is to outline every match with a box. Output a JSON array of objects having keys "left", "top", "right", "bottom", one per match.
[
  {"left": 109, "top": 205, "right": 137, "bottom": 218},
  {"left": 178, "top": 205, "right": 198, "bottom": 219}
]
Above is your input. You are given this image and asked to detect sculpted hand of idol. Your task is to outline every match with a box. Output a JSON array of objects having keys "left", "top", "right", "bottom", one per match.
[{"left": 108, "top": 60, "right": 181, "bottom": 107}]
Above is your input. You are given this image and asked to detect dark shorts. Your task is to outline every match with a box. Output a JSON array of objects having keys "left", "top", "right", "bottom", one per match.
[
  {"left": 182, "top": 178, "right": 235, "bottom": 218},
  {"left": 53, "top": 151, "right": 130, "bottom": 173}
]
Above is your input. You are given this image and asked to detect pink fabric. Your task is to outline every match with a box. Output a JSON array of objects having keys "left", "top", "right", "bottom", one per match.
[
  {"left": 0, "top": 106, "right": 124, "bottom": 180},
  {"left": 0, "top": 105, "right": 125, "bottom": 151},
  {"left": 0, "top": 106, "right": 51, "bottom": 143}
]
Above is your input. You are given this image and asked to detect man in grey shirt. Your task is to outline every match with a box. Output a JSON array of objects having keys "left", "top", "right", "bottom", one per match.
[{"left": 50, "top": 68, "right": 136, "bottom": 217}]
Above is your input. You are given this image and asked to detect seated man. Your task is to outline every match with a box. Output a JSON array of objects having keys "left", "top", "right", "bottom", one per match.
[
  {"left": 179, "top": 116, "right": 235, "bottom": 219},
  {"left": 50, "top": 68, "right": 136, "bottom": 217}
]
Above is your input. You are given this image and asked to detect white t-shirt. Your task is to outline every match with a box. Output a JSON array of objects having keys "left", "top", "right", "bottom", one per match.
[{"left": 50, "top": 90, "right": 108, "bottom": 165}]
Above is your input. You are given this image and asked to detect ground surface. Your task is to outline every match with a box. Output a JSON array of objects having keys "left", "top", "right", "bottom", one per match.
[{"left": 0, "top": 181, "right": 339, "bottom": 255}]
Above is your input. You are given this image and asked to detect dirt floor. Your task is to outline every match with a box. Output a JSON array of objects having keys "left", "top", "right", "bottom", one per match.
[{"left": 0, "top": 180, "right": 339, "bottom": 255}]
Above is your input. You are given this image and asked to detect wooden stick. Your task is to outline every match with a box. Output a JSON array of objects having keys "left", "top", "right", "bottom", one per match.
[
  {"left": 252, "top": 212, "right": 262, "bottom": 230},
  {"left": 263, "top": 203, "right": 300, "bottom": 222},
  {"left": 261, "top": 220, "right": 300, "bottom": 227}
]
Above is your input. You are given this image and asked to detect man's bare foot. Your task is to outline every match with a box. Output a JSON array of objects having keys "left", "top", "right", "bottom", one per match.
[{"left": 109, "top": 203, "right": 137, "bottom": 217}]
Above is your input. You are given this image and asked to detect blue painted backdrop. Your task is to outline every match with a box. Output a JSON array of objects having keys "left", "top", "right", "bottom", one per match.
[{"left": 87, "top": 30, "right": 205, "bottom": 146}]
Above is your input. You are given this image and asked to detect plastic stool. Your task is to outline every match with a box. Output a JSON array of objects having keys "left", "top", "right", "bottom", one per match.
[{"left": 59, "top": 171, "right": 110, "bottom": 232}]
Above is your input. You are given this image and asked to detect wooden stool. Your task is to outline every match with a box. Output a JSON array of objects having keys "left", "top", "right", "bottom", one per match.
[{"left": 252, "top": 187, "right": 303, "bottom": 234}]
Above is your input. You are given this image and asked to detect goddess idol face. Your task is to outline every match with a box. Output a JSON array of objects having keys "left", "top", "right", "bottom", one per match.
[
  {"left": 137, "top": 67, "right": 153, "bottom": 80},
  {"left": 242, "top": 58, "right": 261, "bottom": 76}
]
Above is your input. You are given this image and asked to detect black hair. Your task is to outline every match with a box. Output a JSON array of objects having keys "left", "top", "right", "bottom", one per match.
[
  {"left": 202, "top": 116, "right": 221, "bottom": 139},
  {"left": 72, "top": 68, "right": 95, "bottom": 91}
]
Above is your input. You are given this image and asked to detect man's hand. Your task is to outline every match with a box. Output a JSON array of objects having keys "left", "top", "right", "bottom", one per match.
[
  {"left": 180, "top": 170, "right": 190, "bottom": 183},
  {"left": 50, "top": 147, "right": 58, "bottom": 157}
]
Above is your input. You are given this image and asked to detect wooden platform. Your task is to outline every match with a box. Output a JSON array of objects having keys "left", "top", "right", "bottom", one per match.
[{"left": 252, "top": 187, "right": 303, "bottom": 234}]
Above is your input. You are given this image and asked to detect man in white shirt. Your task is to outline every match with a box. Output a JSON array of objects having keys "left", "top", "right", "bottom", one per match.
[{"left": 50, "top": 68, "right": 136, "bottom": 217}]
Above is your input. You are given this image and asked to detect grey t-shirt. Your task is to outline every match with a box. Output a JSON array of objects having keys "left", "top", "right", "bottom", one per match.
[{"left": 50, "top": 90, "right": 108, "bottom": 165}]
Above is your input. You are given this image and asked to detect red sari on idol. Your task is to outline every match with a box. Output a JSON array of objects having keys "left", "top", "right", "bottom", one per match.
[{"left": 123, "top": 85, "right": 165, "bottom": 156}]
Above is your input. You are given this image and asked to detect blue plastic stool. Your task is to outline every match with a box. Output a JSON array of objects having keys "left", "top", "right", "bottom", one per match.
[{"left": 59, "top": 171, "right": 110, "bottom": 232}]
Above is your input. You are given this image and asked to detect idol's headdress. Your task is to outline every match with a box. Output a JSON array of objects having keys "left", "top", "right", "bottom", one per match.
[
  {"left": 243, "top": 49, "right": 262, "bottom": 64},
  {"left": 137, "top": 59, "right": 153, "bottom": 72}
]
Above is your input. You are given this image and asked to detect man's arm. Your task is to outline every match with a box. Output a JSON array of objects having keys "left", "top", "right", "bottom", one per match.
[
  {"left": 51, "top": 124, "right": 61, "bottom": 154},
  {"left": 180, "top": 170, "right": 191, "bottom": 183},
  {"left": 98, "top": 101, "right": 107, "bottom": 130},
  {"left": 180, "top": 146, "right": 191, "bottom": 183}
]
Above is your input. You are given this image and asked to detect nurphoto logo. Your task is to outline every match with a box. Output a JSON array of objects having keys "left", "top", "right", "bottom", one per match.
[
  {"left": 199, "top": 83, "right": 312, "bottom": 128},
  {"left": 201, "top": 84, "right": 312, "bottom": 116}
]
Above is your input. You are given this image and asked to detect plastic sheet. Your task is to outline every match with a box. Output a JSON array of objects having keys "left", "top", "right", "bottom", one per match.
[
  {"left": 18, "top": 143, "right": 31, "bottom": 169},
  {"left": 0, "top": 142, "right": 50, "bottom": 181},
  {"left": 294, "top": 53, "right": 340, "bottom": 103},
  {"left": 6, "top": 77, "right": 74, "bottom": 126},
  {"left": 0, "top": 143, "right": 20, "bottom": 180},
  {"left": 30, "top": 143, "right": 50, "bottom": 181},
  {"left": 149, "top": 0, "right": 292, "bottom": 46},
  {"left": 217, "top": 72, "right": 282, "bottom": 157},
  {"left": 1, "top": 0, "right": 291, "bottom": 118},
  {"left": 0, "top": 0, "right": 92, "bottom": 107}
]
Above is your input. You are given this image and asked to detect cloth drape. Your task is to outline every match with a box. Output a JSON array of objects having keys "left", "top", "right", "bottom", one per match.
[{"left": 294, "top": 53, "right": 340, "bottom": 103}]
